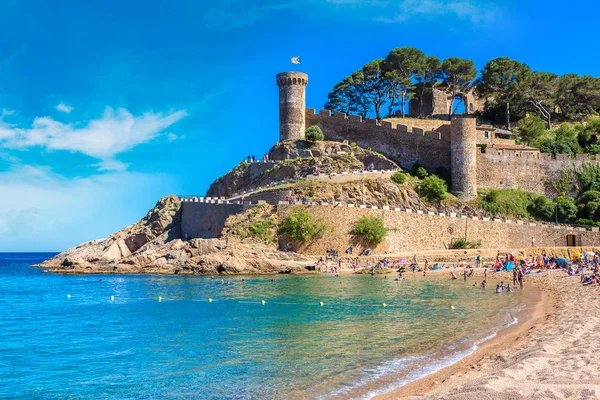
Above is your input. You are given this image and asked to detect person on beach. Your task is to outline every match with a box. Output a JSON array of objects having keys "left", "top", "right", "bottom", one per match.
[
  {"left": 451, "top": 272, "right": 458, "bottom": 279},
  {"left": 481, "top": 280, "right": 487, "bottom": 289},
  {"left": 517, "top": 267, "right": 525, "bottom": 289},
  {"left": 495, "top": 284, "right": 502, "bottom": 294},
  {"left": 484, "top": 268, "right": 488, "bottom": 280},
  {"left": 463, "top": 270, "right": 468, "bottom": 281},
  {"left": 531, "top": 237, "right": 535, "bottom": 247}
]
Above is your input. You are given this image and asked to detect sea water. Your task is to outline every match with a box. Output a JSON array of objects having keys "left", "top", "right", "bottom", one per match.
[{"left": 0, "top": 253, "right": 523, "bottom": 399}]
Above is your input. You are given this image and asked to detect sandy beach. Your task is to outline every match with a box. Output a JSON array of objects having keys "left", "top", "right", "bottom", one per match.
[{"left": 376, "top": 268, "right": 600, "bottom": 400}]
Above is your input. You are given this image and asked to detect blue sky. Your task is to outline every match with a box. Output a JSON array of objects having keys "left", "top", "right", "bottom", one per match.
[{"left": 1, "top": 0, "right": 599, "bottom": 251}]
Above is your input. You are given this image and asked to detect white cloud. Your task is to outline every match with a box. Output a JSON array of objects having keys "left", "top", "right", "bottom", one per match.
[
  {"left": 0, "top": 165, "right": 176, "bottom": 251},
  {"left": 0, "top": 106, "right": 187, "bottom": 170},
  {"left": 1, "top": 109, "right": 15, "bottom": 117},
  {"left": 93, "top": 159, "right": 129, "bottom": 172},
  {"left": 56, "top": 102, "right": 74, "bottom": 113}
]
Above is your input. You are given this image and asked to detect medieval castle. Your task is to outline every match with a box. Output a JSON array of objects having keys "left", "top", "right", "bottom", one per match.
[
  {"left": 276, "top": 71, "right": 598, "bottom": 199},
  {"left": 175, "top": 71, "right": 600, "bottom": 252}
]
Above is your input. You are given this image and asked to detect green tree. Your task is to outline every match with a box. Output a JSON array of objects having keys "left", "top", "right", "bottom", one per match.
[
  {"left": 383, "top": 47, "right": 426, "bottom": 118},
  {"left": 440, "top": 57, "right": 477, "bottom": 119},
  {"left": 324, "top": 77, "right": 355, "bottom": 114},
  {"left": 556, "top": 75, "right": 600, "bottom": 120},
  {"left": 420, "top": 175, "right": 448, "bottom": 201},
  {"left": 575, "top": 116, "right": 600, "bottom": 151},
  {"left": 391, "top": 171, "right": 407, "bottom": 184},
  {"left": 478, "top": 57, "right": 531, "bottom": 129},
  {"left": 577, "top": 190, "right": 600, "bottom": 220},
  {"left": 279, "top": 208, "right": 326, "bottom": 242},
  {"left": 533, "top": 196, "right": 555, "bottom": 220},
  {"left": 516, "top": 114, "right": 547, "bottom": 145},
  {"left": 324, "top": 73, "right": 372, "bottom": 118},
  {"left": 305, "top": 125, "right": 324, "bottom": 142},
  {"left": 361, "top": 59, "right": 389, "bottom": 119},
  {"left": 555, "top": 196, "right": 577, "bottom": 222},
  {"left": 411, "top": 163, "right": 429, "bottom": 179},
  {"left": 575, "top": 164, "right": 600, "bottom": 193},
  {"left": 524, "top": 71, "right": 558, "bottom": 129},
  {"left": 353, "top": 216, "right": 388, "bottom": 245},
  {"left": 414, "top": 55, "right": 442, "bottom": 118},
  {"left": 535, "top": 123, "right": 582, "bottom": 156}
]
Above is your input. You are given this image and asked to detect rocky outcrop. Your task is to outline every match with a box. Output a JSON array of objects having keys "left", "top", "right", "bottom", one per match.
[
  {"left": 36, "top": 195, "right": 313, "bottom": 275},
  {"left": 207, "top": 140, "right": 398, "bottom": 198}
]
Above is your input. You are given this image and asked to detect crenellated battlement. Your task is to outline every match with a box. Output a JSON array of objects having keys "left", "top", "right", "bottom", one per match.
[
  {"left": 276, "top": 72, "right": 308, "bottom": 87},
  {"left": 306, "top": 108, "right": 450, "bottom": 141},
  {"left": 479, "top": 150, "right": 599, "bottom": 165}
]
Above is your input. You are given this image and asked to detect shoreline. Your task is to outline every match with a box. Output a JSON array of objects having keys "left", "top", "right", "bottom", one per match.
[{"left": 373, "top": 273, "right": 551, "bottom": 399}]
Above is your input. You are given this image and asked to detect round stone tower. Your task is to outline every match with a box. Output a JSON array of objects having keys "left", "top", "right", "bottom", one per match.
[
  {"left": 450, "top": 117, "right": 478, "bottom": 200},
  {"left": 276, "top": 72, "right": 308, "bottom": 141}
]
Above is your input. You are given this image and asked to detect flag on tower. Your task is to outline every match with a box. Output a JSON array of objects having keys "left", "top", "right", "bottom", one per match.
[{"left": 291, "top": 56, "right": 301, "bottom": 65}]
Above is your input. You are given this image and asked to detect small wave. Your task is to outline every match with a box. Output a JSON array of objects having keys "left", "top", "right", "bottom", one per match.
[{"left": 323, "top": 311, "right": 520, "bottom": 400}]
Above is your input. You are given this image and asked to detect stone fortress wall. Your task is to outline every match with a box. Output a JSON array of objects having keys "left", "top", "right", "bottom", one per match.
[
  {"left": 306, "top": 108, "right": 453, "bottom": 174},
  {"left": 278, "top": 204, "right": 600, "bottom": 254},
  {"left": 177, "top": 197, "right": 600, "bottom": 251},
  {"left": 306, "top": 108, "right": 599, "bottom": 198},
  {"left": 477, "top": 151, "right": 600, "bottom": 196}
]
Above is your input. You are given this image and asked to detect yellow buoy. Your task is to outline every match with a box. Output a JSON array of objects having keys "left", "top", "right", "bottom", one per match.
[
  {"left": 208, "top": 298, "right": 213, "bottom": 303},
  {"left": 451, "top": 305, "right": 455, "bottom": 310},
  {"left": 67, "top": 294, "right": 71, "bottom": 299},
  {"left": 158, "top": 296, "right": 162, "bottom": 301},
  {"left": 110, "top": 296, "right": 114, "bottom": 300},
  {"left": 382, "top": 303, "right": 387, "bottom": 307},
  {"left": 319, "top": 301, "right": 324, "bottom": 306},
  {"left": 261, "top": 300, "right": 266, "bottom": 305}
]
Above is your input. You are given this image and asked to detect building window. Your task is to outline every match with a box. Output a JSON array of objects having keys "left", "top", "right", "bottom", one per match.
[
  {"left": 484, "top": 131, "right": 489, "bottom": 138},
  {"left": 469, "top": 103, "right": 474, "bottom": 112}
]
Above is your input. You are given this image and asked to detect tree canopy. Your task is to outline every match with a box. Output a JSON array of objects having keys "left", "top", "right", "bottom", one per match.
[{"left": 323, "top": 46, "right": 600, "bottom": 128}]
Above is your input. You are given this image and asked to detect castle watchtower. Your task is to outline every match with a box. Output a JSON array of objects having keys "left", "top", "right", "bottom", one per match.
[
  {"left": 276, "top": 72, "right": 308, "bottom": 141},
  {"left": 450, "top": 117, "right": 478, "bottom": 200}
]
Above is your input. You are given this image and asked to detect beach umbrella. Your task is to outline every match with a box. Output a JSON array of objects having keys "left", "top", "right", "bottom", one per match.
[
  {"left": 585, "top": 251, "right": 595, "bottom": 256},
  {"left": 505, "top": 261, "right": 514, "bottom": 271},
  {"left": 516, "top": 256, "right": 525, "bottom": 261},
  {"left": 398, "top": 258, "right": 407, "bottom": 263},
  {"left": 572, "top": 253, "right": 582, "bottom": 259}
]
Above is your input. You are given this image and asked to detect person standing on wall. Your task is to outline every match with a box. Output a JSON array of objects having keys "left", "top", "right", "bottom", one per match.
[{"left": 530, "top": 237, "right": 535, "bottom": 248}]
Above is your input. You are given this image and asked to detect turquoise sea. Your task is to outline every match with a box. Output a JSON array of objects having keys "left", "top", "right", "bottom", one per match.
[{"left": 1, "top": 253, "right": 523, "bottom": 399}]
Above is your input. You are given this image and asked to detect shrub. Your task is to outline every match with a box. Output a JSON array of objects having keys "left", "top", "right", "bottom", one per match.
[
  {"left": 555, "top": 196, "right": 577, "bottom": 222},
  {"left": 411, "top": 163, "right": 429, "bottom": 179},
  {"left": 576, "top": 218, "right": 600, "bottom": 228},
  {"left": 305, "top": 125, "right": 324, "bottom": 142},
  {"left": 420, "top": 175, "right": 448, "bottom": 201},
  {"left": 577, "top": 190, "right": 600, "bottom": 220},
  {"left": 533, "top": 196, "right": 555, "bottom": 220},
  {"left": 516, "top": 114, "right": 547, "bottom": 145},
  {"left": 475, "top": 189, "right": 536, "bottom": 218},
  {"left": 485, "top": 190, "right": 500, "bottom": 203},
  {"left": 449, "top": 238, "right": 482, "bottom": 249},
  {"left": 353, "top": 216, "right": 388, "bottom": 245},
  {"left": 248, "top": 219, "right": 275, "bottom": 242},
  {"left": 391, "top": 171, "right": 407, "bottom": 184},
  {"left": 307, "top": 189, "right": 315, "bottom": 197},
  {"left": 279, "top": 208, "right": 325, "bottom": 242}
]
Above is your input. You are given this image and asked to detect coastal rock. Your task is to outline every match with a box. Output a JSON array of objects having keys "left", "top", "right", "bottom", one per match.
[{"left": 36, "top": 195, "right": 313, "bottom": 275}]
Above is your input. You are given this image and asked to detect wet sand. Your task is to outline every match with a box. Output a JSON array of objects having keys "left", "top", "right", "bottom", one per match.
[{"left": 376, "top": 269, "right": 600, "bottom": 399}]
